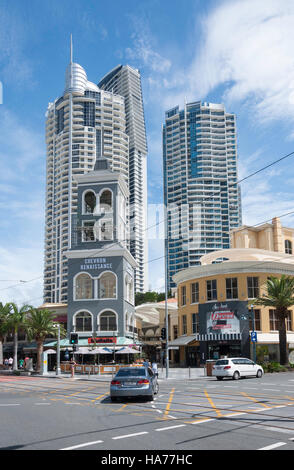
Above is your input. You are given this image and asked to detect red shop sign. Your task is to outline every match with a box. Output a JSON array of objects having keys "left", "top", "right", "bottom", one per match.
[{"left": 88, "top": 337, "right": 117, "bottom": 344}]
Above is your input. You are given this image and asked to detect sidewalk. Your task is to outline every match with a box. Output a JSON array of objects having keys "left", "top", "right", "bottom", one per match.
[{"left": 40, "top": 367, "right": 209, "bottom": 381}]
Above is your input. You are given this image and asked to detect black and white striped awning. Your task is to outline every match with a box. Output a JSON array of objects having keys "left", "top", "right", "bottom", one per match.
[{"left": 195, "top": 333, "right": 242, "bottom": 341}]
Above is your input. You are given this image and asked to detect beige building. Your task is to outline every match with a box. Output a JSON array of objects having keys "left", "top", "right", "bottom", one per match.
[{"left": 231, "top": 217, "right": 294, "bottom": 254}]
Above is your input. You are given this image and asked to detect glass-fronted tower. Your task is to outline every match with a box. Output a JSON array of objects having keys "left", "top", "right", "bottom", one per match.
[
  {"left": 163, "top": 101, "right": 242, "bottom": 290},
  {"left": 44, "top": 49, "right": 129, "bottom": 303},
  {"left": 98, "top": 65, "right": 148, "bottom": 293}
]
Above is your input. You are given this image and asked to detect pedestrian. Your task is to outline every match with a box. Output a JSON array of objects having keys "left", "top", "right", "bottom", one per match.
[
  {"left": 19, "top": 358, "right": 24, "bottom": 369},
  {"left": 143, "top": 358, "right": 149, "bottom": 368},
  {"left": 4, "top": 358, "right": 8, "bottom": 370},
  {"left": 24, "top": 356, "right": 29, "bottom": 370},
  {"left": 151, "top": 361, "right": 158, "bottom": 377},
  {"left": 8, "top": 357, "right": 13, "bottom": 370}
]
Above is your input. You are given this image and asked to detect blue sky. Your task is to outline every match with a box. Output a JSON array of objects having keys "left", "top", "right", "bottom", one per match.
[{"left": 1, "top": 0, "right": 294, "bottom": 305}]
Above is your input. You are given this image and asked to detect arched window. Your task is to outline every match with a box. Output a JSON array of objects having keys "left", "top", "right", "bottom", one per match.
[
  {"left": 75, "top": 311, "right": 92, "bottom": 332},
  {"left": 99, "top": 272, "right": 116, "bottom": 298},
  {"left": 75, "top": 273, "right": 93, "bottom": 299},
  {"left": 125, "top": 275, "right": 134, "bottom": 304},
  {"left": 100, "top": 190, "right": 112, "bottom": 213},
  {"left": 84, "top": 191, "right": 96, "bottom": 214},
  {"left": 285, "top": 240, "right": 292, "bottom": 254},
  {"left": 99, "top": 311, "right": 117, "bottom": 331}
]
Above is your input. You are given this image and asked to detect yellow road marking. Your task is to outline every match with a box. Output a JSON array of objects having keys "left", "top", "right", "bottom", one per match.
[
  {"left": 241, "top": 392, "right": 271, "bottom": 408},
  {"left": 204, "top": 389, "right": 223, "bottom": 417},
  {"left": 91, "top": 393, "right": 108, "bottom": 403},
  {"left": 163, "top": 388, "right": 175, "bottom": 419},
  {"left": 115, "top": 403, "right": 128, "bottom": 412}
]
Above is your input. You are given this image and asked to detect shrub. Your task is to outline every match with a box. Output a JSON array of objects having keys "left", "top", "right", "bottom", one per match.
[
  {"left": 12, "top": 370, "right": 21, "bottom": 376},
  {"left": 261, "top": 362, "right": 288, "bottom": 373}
]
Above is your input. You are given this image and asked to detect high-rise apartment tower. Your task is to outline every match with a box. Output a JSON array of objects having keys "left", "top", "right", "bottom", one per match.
[
  {"left": 163, "top": 101, "right": 242, "bottom": 290},
  {"left": 98, "top": 65, "right": 148, "bottom": 293}
]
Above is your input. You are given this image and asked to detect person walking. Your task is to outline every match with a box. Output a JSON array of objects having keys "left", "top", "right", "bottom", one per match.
[
  {"left": 4, "top": 358, "right": 8, "bottom": 370},
  {"left": 8, "top": 357, "right": 13, "bottom": 370},
  {"left": 19, "top": 358, "right": 24, "bottom": 369},
  {"left": 151, "top": 361, "right": 158, "bottom": 377}
]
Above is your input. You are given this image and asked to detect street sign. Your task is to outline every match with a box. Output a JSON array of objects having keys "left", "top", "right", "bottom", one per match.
[{"left": 251, "top": 331, "right": 257, "bottom": 343}]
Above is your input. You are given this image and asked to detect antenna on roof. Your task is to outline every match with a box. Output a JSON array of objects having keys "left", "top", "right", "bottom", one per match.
[{"left": 70, "top": 33, "right": 73, "bottom": 64}]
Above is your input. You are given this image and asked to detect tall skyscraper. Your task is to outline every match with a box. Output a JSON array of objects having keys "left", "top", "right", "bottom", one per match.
[
  {"left": 44, "top": 45, "right": 129, "bottom": 303},
  {"left": 163, "top": 101, "right": 242, "bottom": 290},
  {"left": 98, "top": 65, "right": 148, "bottom": 293}
]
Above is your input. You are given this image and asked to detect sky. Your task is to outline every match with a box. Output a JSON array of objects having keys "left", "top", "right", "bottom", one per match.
[{"left": 1, "top": 0, "right": 294, "bottom": 305}]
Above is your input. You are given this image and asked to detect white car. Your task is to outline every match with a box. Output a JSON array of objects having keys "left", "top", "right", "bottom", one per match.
[{"left": 212, "top": 358, "right": 263, "bottom": 380}]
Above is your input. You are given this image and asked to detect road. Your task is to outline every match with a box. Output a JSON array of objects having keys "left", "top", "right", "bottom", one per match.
[{"left": 1, "top": 372, "right": 294, "bottom": 451}]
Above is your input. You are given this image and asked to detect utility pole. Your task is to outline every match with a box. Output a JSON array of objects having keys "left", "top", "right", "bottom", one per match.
[
  {"left": 54, "top": 323, "right": 61, "bottom": 376},
  {"left": 251, "top": 305, "right": 257, "bottom": 363}
]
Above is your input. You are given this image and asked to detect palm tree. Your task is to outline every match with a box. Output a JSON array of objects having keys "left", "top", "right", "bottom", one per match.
[
  {"left": 254, "top": 275, "right": 294, "bottom": 365},
  {"left": 0, "top": 303, "right": 11, "bottom": 365},
  {"left": 25, "top": 308, "right": 66, "bottom": 373},
  {"left": 7, "top": 303, "right": 32, "bottom": 370}
]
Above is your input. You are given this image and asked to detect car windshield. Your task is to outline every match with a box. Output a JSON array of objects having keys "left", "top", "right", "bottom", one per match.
[
  {"left": 215, "top": 360, "right": 229, "bottom": 365},
  {"left": 116, "top": 368, "right": 146, "bottom": 377}
]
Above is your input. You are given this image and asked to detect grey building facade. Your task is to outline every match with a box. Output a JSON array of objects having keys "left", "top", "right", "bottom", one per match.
[{"left": 66, "top": 158, "right": 137, "bottom": 344}]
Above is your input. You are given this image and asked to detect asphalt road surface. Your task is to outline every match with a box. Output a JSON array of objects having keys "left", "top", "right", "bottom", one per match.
[{"left": 1, "top": 372, "right": 294, "bottom": 451}]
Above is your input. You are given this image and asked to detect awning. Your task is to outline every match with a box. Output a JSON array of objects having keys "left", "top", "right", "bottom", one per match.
[
  {"left": 168, "top": 335, "right": 197, "bottom": 347},
  {"left": 115, "top": 347, "right": 140, "bottom": 354}
]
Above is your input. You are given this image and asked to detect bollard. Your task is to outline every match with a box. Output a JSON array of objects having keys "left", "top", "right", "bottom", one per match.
[{"left": 71, "top": 364, "right": 75, "bottom": 378}]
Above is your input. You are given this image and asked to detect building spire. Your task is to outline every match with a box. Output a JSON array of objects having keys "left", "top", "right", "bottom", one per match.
[{"left": 70, "top": 33, "right": 73, "bottom": 64}]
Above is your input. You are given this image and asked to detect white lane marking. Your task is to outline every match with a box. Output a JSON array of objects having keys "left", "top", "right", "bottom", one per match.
[
  {"left": 155, "top": 424, "right": 186, "bottom": 432},
  {"left": 225, "top": 412, "right": 246, "bottom": 417},
  {"left": 192, "top": 418, "right": 215, "bottom": 425},
  {"left": 112, "top": 431, "right": 149, "bottom": 440},
  {"left": 0, "top": 404, "right": 20, "bottom": 406},
  {"left": 264, "top": 389, "right": 280, "bottom": 392},
  {"left": 61, "top": 440, "right": 104, "bottom": 450},
  {"left": 274, "top": 405, "right": 286, "bottom": 409},
  {"left": 34, "top": 403, "right": 51, "bottom": 405},
  {"left": 259, "top": 442, "right": 287, "bottom": 451}
]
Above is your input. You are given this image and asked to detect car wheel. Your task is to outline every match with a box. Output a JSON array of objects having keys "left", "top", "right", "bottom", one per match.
[
  {"left": 216, "top": 377, "right": 223, "bottom": 381},
  {"left": 146, "top": 394, "right": 154, "bottom": 401},
  {"left": 256, "top": 369, "right": 263, "bottom": 378},
  {"left": 232, "top": 371, "right": 240, "bottom": 380}
]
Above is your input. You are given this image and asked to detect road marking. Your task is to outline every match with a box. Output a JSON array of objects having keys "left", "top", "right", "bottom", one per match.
[
  {"left": 91, "top": 393, "right": 108, "bottom": 403},
  {"left": 204, "top": 389, "right": 223, "bottom": 417},
  {"left": 163, "top": 387, "right": 175, "bottom": 419},
  {"left": 115, "top": 403, "right": 128, "bottom": 412},
  {"left": 61, "top": 440, "right": 104, "bottom": 450},
  {"left": 34, "top": 403, "right": 51, "bottom": 406},
  {"left": 112, "top": 431, "right": 148, "bottom": 440},
  {"left": 0, "top": 404, "right": 20, "bottom": 406},
  {"left": 241, "top": 392, "right": 271, "bottom": 408},
  {"left": 259, "top": 442, "right": 287, "bottom": 450},
  {"left": 155, "top": 424, "right": 186, "bottom": 432}
]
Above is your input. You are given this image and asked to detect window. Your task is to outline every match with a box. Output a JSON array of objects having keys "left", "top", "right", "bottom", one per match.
[
  {"left": 99, "top": 272, "right": 116, "bottom": 299},
  {"left": 181, "top": 286, "right": 187, "bottom": 306},
  {"left": 269, "top": 309, "right": 279, "bottom": 330},
  {"left": 247, "top": 277, "right": 259, "bottom": 298},
  {"left": 82, "top": 221, "right": 95, "bottom": 242},
  {"left": 285, "top": 240, "right": 292, "bottom": 254},
  {"left": 192, "top": 313, "right": 199, "bottom": 334},
  {"left": 75, "top": 273, "right": 93, "bottom": 299},
  {"left": 100, "top": 190, "right": 112, "bottom": 213},
  {"left": 125, "top": 275, "right": 134, "bottom": 304},
  {"left": 191, "top": 282, "right": 199, "bottom": 303},
  {"left": 173, "top": 325, "right": 178, "bottom": 339},
  {"left": 226, "top": 278, "right": 238, "bottom": 299},
  {"left": 99, "top": 217, "right": 113, "bottom": 241},
  {"left": 75, "top": 312, "right": 92, "bottom": 332},
  {"left": 182, "top": 315, "right": 187, "bottom": 335},
  {"left": 207, "top": 279, "right": 217, "bottom": 301},
  {"left": 99, "top": 311, "right": 117, "bottom": 331},
  {"left": 249, "top": 309, "right": 261, "bottom": 331},
  {"left": 84, "top": 191, "right": 96, "bottom": 214}
]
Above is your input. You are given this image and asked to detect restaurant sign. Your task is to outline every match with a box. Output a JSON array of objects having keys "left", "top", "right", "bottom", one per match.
[{"left": 88, "top": 337, "right": 117, "bottom": 344}]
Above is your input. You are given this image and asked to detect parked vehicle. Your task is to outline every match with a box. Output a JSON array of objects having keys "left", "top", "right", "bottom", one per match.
[
  {"left": 110, "top": 366, "right": 159, "bottom": 401},
  {"left": 212, "top": 358, "right": 264, "bottom": 380}
]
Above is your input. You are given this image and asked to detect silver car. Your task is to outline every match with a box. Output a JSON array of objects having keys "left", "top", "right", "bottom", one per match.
[{"left": 110, "top": 367, "right": 159, "bottom": 401}]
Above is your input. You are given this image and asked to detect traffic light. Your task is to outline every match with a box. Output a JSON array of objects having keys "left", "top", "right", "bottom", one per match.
[
  {"left": 161, "top": 328, "right": 166, "bottom": 340},
  {"left": 70, "top": 333, "right": 78, "bottom": 345}
]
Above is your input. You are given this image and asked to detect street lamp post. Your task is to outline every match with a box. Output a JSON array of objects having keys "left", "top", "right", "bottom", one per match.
[
  {"left": 251, "top": 305, "right": 257, "bottom": 363},
  {"left": 54, "top": 323, "right": 61, "bottom": 376}
]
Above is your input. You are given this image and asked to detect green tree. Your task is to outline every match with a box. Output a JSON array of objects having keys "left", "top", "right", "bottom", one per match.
[
  {"left": 7, "top": 303, "right": 32, "bottom": 371},
  {"left": 0, "top": 303, "right": 11, "bottom": 365},
  {"left": 25, "top": 308, "right": 66, "bottom": 374},
  {"left": 254, "top": 275, "right": 294, "bottom": 365}
]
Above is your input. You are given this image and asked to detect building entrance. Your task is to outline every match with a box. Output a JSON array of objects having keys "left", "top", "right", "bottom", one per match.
[{"left": 207, "top": 341, "right": 241, "bottom": 360}]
